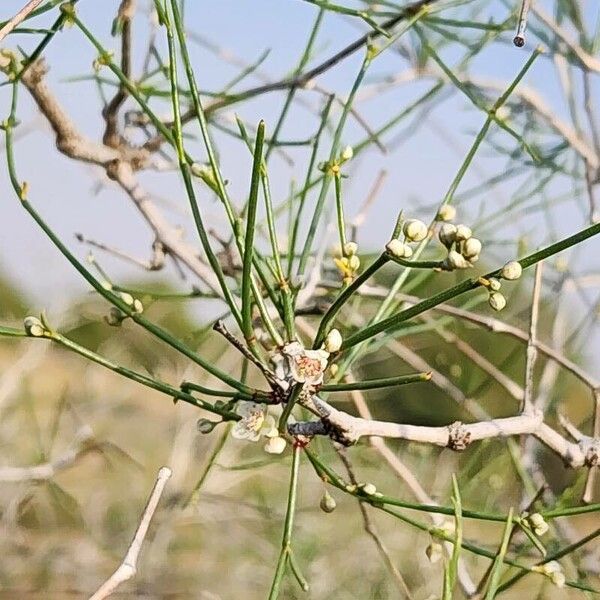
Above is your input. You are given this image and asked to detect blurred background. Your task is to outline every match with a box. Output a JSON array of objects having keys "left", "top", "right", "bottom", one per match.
[{"left": 1, "top": 0, "right": 600, "bottom": 598}]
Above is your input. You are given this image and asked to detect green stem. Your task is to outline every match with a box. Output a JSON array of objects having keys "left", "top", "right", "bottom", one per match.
[
  {"left": 268, "top": 443, "right": 302, "bottom": 600},
  {"left": 320, "top": 371, "right": 432, "bottom": 392},
  {"left": 341, "top": 220, "right": 600, "bottom": 349}
]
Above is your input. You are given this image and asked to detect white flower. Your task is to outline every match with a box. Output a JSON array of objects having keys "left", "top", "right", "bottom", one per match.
[
  {"left": 231, "top": 401, "right": 273, "bottom": 441},
  {"left": 437, "top": 205, "right": 456, "bottom": 222},
  {"left": 323, "top": 329, "right": 343, "bottom": 353},
  {"left": 264, "top": 436, "right": 287, "bottom": 454},
  {"left": 501, "top": 260, "right": 523, "bottom": 280},
  {"left": 439, "top": 223, "right": 457, "bottom": 247},
  {"left": 403, "top": 219, "right": 428, "bottom": 242},
  {"left": 488, "top": 292, "right": 507, "bottom": 312},
  {"left": 282, "top": 342, "right": 329, "bottom": 386}
]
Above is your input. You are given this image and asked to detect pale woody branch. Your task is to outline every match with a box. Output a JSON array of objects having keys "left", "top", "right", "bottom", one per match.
[
  {"left": 292, "top": 394, "right": 600, "bottom": 470},
  {"left": 88, "top": 466, "right": 172, "bottom": 600}
]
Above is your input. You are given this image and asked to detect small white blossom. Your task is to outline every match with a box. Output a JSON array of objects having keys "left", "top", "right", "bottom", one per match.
[
  {"left": 437, "top": 205, "right": 456, "bottom": 222},
  {"left": 341, "top": 145, "right": 354, "bottom": 161},
  {"left": 488, "top": 292, "right": 507, "bottom": 312},
  {"left": 439, "top": 223, "right": 457, "bottom": 247},
  {"left": 403, "top": 219, "right": 428, "bottom": 242},
  {"left": 231, "top": 402, "right": 273, "bottom": 442},
  {"left": 264, "top": 436, "right": 287, "bottom": 454},
  {"left": 501, "top": 260, "right": 523, "bottom": 280},
  {"left": 323, "top": 328, "right": 343, "bottom": 353},
  {"left": 282, "top": 342, "right": 329, "bottom": 386}
]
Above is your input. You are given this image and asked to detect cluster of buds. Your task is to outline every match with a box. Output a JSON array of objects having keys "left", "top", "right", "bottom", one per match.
[
  {"left": 532, "top": 561, "right": 565, "bottom": 588},
  {"left": 385, "top": 218, "right": 428, "bottom": 259},
  {"left": 480, "top": 260, "right": 523, "bottom": 312},
  {"left": 425, "top": 520, "right": 456, "bottom": 564},
  {"left": 334, "top": 241, "right": 360, "bottom": 284},
  {"left": 523, "top": 512, "right": 549, "bottom": 537},
  {"left": 319, "top": 145, "right": 354, "bottom": 177},
  {"left": 105, "top": 291, "right": 144, "bottom": 326},
  {"left": 439, "top": 222, "right": 482, "bottom": 271}
]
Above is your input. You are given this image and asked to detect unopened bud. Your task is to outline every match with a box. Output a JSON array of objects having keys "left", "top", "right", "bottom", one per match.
[
  {"left": 403, "top": 219, "right": 428, "bottom": 242},
  {"left": 23, "top": 316, "right": 46, "bottom": 337},
  {"left": 119, "top": 292, "right": 135, "bottom": 306},
  {"left": 105, "top": 307, "right": 125, "bottom": 326},
  {"left": 529, "top": 513, "right": 549, "bottom": 536},
  {"left": 362, "top": 482, "right": 377, "bottom": 495},
  {"left": 488, "top": 277, "right": 502, "bottom": 291},
  {"left": 341, "top": 145, "right": 354, "bottom": 161},
  {"left": 446, "top": 250, "right": 471, "bottom": 270},
  {"left": 324, "top": 328, "right": 343, "bottom": 353},
  {"left": 329, "top": 363, "right": 339, "bottom": 377},
  {"left": 196, "top": 418, "right": 217, "bottom": 434},
  {"left": 320, "top": 489, "right": 337, "bottom": 513},
  {"left": 343, "top": 241, "right": 358, "bottom": 256},
  {"left": 455, "top": 224, "right": 472, "bottom": 241},
  {"left": 461, "top": 237, "right": 482, "bottom": 259},
  {"left": 488, "top": 292, "right": 507, "bottom": 311},
  {"left": 437, "top": 205, "right": 456, "bottom": 222},
  {"left": 439, "top": 223, "right": 457, "bottom": 247},
  {"left": 264, "top": 436, "right": 286, "bottom": 455},
  {"left": 425, "top": 541, "right": 443, "bottom": 564},
  {"left": 348, "top": 255, "right": 360, "bottom": 271},
  {"left": 386, "top": 238, "right": 406, "bottom": 257},
  {"left": 501, "top": 260, "right": 522, "bottom": 280}
]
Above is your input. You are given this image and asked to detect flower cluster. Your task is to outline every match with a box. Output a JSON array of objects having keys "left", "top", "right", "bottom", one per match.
[
  {"left": 481, "top": 260, "right": 523, "bottom": 312},
  {"left": 533, "top": 561, "right": 565, "bottom": 588},
  {"left": 439, "top": 221, "right": 482, "bottom": 271},
  {"left": 334, "top": 241, "right": 360, "bottom": 284},
  {"left": 386, "top": 218, "right": 428, "bottom": 259}
]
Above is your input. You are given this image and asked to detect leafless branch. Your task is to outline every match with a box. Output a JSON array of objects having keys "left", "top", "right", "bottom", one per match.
[
  {"left": 88, "top": 466, "right": 172, "bottom": 600},
  {"left": 0, "top": 0, "right": 43, "bottom": 43}
]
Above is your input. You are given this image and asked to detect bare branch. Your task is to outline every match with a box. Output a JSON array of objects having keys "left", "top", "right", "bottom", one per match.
[
  {"left": 0, "top": 0, "right": 43, "bottom": 43},
  {"left": 88, "top": 466, "right": 172, "bottom": 600}
]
